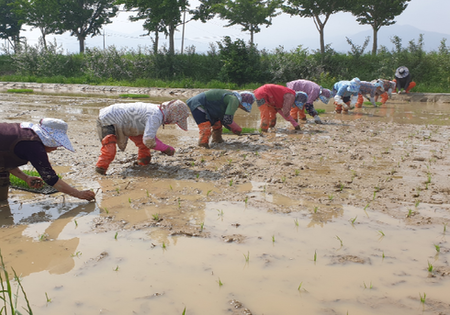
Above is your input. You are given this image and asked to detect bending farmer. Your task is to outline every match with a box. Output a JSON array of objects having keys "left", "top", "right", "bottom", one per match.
[
  {"left": 186, "top": 89, "right": 255, "bottom": 148},
  {"left": 95, "top": 100, "right": 190, "bottom": 175},
  {"left": 0, "top": 119, "right": 95, "bottom": 202}
]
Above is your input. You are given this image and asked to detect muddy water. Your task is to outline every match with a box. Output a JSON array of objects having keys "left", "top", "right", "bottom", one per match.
[{"left": 1, "top": 91, "right": 450, "bottom": 314}]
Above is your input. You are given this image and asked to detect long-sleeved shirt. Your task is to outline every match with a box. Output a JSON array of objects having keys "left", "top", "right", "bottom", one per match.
[
  {"left": 286, "top": 79, "right": 319, "bottom": 117},
  {"left": 333, "top": 81, "right": 359, "bottom": 98},
  {"left": 98, "top": 102, "right": 165, "bottom": 151}
]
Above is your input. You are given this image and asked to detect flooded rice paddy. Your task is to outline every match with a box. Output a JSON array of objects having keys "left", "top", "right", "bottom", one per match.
[{"left": 1, "top": 88, "right": 450, "bottom": 314}]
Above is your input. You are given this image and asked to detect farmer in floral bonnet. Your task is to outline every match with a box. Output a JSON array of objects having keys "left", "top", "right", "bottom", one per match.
[
  {"left": 355, "top": 80, "right": 384, "bottom": 108},
  {"left": 332, "top": 78, "right": 361, "bottom": 113},
  {"left": 95, "top": 100, "right": 190, "bottom": 175},
  {"left": 186, "top": 89, "right": 255, "bottom": 148},
  {"left": 0, "top": 118, "right": 96, "bottom": 202},
  {"left": 373, "top": 79, "right": 396, "bottom": 105},
  {"left": 394, "top": 66, "right": 416, "bottom": 94},
  {"left": 286, "top": 79, "right": 331, "bottom": 124},
  {"left": 253, "top": 83, "right": 306, "bottom": 132}
]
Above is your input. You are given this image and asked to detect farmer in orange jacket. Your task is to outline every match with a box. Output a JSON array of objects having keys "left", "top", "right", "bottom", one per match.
[{"left": 254, "top": 84, "right": 306, "bottom": 132}]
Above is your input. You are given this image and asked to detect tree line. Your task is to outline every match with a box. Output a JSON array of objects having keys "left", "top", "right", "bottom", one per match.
[{"left": 0, "top": 0, "right": 411, "bottom": 55}]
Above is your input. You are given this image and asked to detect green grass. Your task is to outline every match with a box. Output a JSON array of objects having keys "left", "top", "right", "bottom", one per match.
[
  {"left": 222, "top": 127, "right": 258, "bottom": 134},
  {"left": 6, "top": 88, "right": 34, "bottom": 93},
  {"left": 118, "top": 93, "right": 150, "bottom": 99},
  {"left": 316, "top": 108, "right": 326, "bottom": 114}
]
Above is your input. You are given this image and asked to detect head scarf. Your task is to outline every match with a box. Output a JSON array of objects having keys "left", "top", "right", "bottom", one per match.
[
  {"left": 160, "top": 100, "right": 190, "bottom": 131},
  {"left": 294, "top": 91, "right": 307, "bottom": 109},
  {"left": 232, "top": 91, "right": 255, "bottom": 113},
  {"left": 20, "top": 118, "right": 75, "bottom": 152},
  {"left": 319, "top": 87, "right": 331, "bottom": 104},
  {"left": 347, "top": 77, "right": 361, "bottom": 93}
]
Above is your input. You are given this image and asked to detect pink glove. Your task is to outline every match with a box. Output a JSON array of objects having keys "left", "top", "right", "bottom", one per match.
[
  {"left": 228, "top": 121, "right": 242, "bottom": 135},
  {"left": 153, "top": 137, "right": 170, "bottom": 152}
]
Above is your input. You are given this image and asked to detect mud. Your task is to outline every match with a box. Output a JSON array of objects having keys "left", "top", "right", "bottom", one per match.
[{"left": 0, "top": 86, "right": 450, "bottom": 314}]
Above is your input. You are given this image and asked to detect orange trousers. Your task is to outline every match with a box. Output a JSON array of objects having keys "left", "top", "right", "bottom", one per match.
[
  {"left": 290, "top": 107, "right": 306, "bottom": 121},
  {"left": 198, "top": 121, "right": 212, "bottom": 147},
  {"left": 259, "top": 104, "right": 278, "bottom": 131},
  {"left": 393, "top": 80, "right": 416, "bottom": 93}
]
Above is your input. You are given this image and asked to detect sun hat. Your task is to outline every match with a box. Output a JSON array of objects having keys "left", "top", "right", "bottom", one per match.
[
  {"left": 21, "top": 118, "right": 75, "bottom": 152},
  {"left": 395, "top": 66, "right": 409, "bottom": 79},
  {"left": 294, "top": 91, "right": 307, "bottom": 109},
  {"left": 347, "top": 77, "right": 361, "bottom": 93},
  {"left": 161, "top": 100, "right": 190, "bottom": 131}
]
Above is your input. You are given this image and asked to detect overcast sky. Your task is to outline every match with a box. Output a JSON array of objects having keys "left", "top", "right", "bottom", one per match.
[{"left": 18, "top": 0, "right": 450, "bottom": 54}]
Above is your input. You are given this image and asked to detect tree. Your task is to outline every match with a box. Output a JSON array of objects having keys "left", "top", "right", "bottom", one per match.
[
  {"left": 0, "top": 0, "right": 25, "bottom": 53},
  {"left": 283, "top": 0, "right": 346, "bottom": 55},
  {"left": 16, "top": 0, "right": 63, "bottom": 50},
  {"left": 118, "top": 0, "right": 188, "bottom": 55},
  {"left": 59, "top": 0, "right": 118, "bottom": 53},
  {"left": 348, "top": 0, "right": 411, "bottom": 55},
  {"left": 194, "top": 0, "right": 281, "bottom": 46}
]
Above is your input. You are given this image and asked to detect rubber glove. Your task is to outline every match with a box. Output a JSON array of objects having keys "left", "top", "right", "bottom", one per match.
[
  {"left": 314, "top": 115, "right": 323, "bottom": 124},
  {"left": 162, "top": 146, "right": 175, "bottom": 156},
  {"left": 349, "top": 95, "right": 358, "bottom": 109},
  {"left": 228, "top": 121, "right": 242, "bottom": 136}
]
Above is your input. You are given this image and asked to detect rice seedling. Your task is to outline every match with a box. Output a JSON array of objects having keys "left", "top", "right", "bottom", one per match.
[
  {"left": 191, "top": 161, "right": 195, "bottom": 167},
  {"left": 444, "top": 223, "right": 447, "bottom": 234},
  {"left": 372, "top": 191, "right": 377, "bottom": 200},
  {"left": 228, "top": 159, "right": 232, "bottom": 165},
  {"left": 0, "top": 250, "right": 33, "bottom": 314},
  {"left": 364, "top": 203, "right": 370, "bottom": 210},
  {"left": 339, "top": 183, "right": 344, "bottom": 191},
  {"left": 350, "top": 216, "right": 357, "bottom": 225},
  {"left": 316, "top": 108, "right": 326, "bottom": 114},
  {"left": 7, "top": 88, "right": 34, "bottom": 93},
  {"left": 244, "top": 196, "right": 248, "bottom": 205},
  {"left": 114, "top": 232, "right": 118, "bottom": 240},
  {"left": 103, "top": 207, "right": 109, "bottom": 214},
  {"left": 146, "top": 189, "right": 149, "bottom": 197},
  {"left": 314, "top": 206, "right": 318, "bottom": 213},
  {"left": 434, "top": 244, "right": 440, "bottom": 253},
  {"left": 200, "top": 222, "right": 204, "bottom": 231},
  {"left": 427, "top": 261, "right": 434, "bottom": 273},
  {"left": 378, "top": 230, "right": 385, "bottom": 237},
  {"left": 113, "top": 266, "right": 119, "bottom": 271},
  {"left": 314, "top": 250, "right": 317, "bottom": 262},
  {"left": 118, "top": 93, "right": 149, "bottom": 99},
  {"left": 152, "top": 213, "right": 160, "bottom": 221},
  {"left": 182, "top": 307, "right": 186, "bottom": 315},
  {"left": 295, "top": 169, "right": 300, "bottom": 176},
  {"left": 74, "top": 219, "right": 78, "bottom": 227},
  {"left": 243, "top": 251, "right": 250, "bottom": 262},
  {"left": 229, "top": 179, "right": 233, "bottom": 186},
  {"left": 382, "top": 251, "right": 385, "bottom": 259},
  {"left": 196, "top": 173, "right": 200, "bottom": 179},
  {"left": 128, "top": 197, "right": 131, "bottom": 203},
  {"left": 45, "top": 292, "right": 52, "bottom": 303},
  {"left": 169, "top": 185, "right": 173, "bottom": 190},
  {"left": 336, "top": 235, "right": 343, "bottom": 247},
  {"left": 39, "top": 233, "right": 49, "bottom": 241},
  {"left": 415, "top": 200, "right": 420, "bottom": 208},
  {"left": 217, "top": 278, "right": 223, "bottom": 286},
  {"left": 419, "top": 292, "right": 426, "bottom": 304},
  {"left": 272, "top": 235, "right": 275, "bottom": 243},
  {"left": 162, "top": 242, "right": 166, "bottom": 249},
  {"left": 242, "top": 154, "right": 247, "bottom": 160},
  {"left": 201, "top": 157, "right": 205, "bottom": 163},
  {"left": 363, "top": 281, "right": 373, "bottom": 289},
  {"left": 207, "top": 190, "right": 212, "bottom": 197},
  {"left": 294, "top": 218, "right": 299, "bottom": 226},
  {"left": 222, "top": 127, "right": 257, "bottom": 134},
  {"left": 217, "top": 209, "right": 224, "bottom": 216},
  {"left": 328, "top": 194, "right": 334, "bottom": 201},
  {"left": 71, "top": 251, "right": 82, "bottom": 257},
  {"left": 115, "top": 187, "right": 120, "bottom": 194},
  {"left": 281, "top": 175, "right": 286, "bottom": 183},
  {"left": 255, "top": 151, "right": 259, "bottom": 156},
  {"left": 406, "top": 209, "right": 414, "bottom": 218}
]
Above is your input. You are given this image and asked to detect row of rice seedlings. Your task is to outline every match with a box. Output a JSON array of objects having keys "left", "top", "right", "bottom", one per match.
[
  {"left": 6, "top": 88, "right": 34, "bottom": 93},
  {"left": 9, "top": 170, "right": 61, "bottom": 190},
  {"left": 118, "top": 94, "right": 150, "bottom": 99},
  {"left": 222, "top": 127, "right": 258, "bottom": 134}
]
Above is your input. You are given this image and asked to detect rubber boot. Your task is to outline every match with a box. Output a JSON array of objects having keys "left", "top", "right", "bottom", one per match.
[
  {"left": 298, "top": 108, "right": 307, "bottom": 121},
  {"left": 269, "top": 118, "right": 277, "bottom": 128},
  {"left": 405, "top": 81, "right": 416, "bottom": 93},
  {"left": 211, "top": 121, "right": 224, "bottom": 143},
  {"left": 355, "top": 94, "right": 363, "bottom": 108},
  {"left": 334, "top": 102, "right": 342, "bottom": 114},
  {"left": 96, "top": 134, "right": 117, "bottom": 175},
  {"left": 0, "top": 173, "right": 9, "bottom": 201},
  {"left": 129, "top": 135, "right": 151, "bottom": 165},
  {"left": 198, "top": 121, "right": 212, "bottom": 148}
]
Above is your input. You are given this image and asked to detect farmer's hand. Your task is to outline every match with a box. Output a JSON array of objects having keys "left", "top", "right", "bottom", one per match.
[
  {"left": 77, "top": 190, "right": 96, "bottom": 201},
  {"left": 314, "top": 116, "right": 323, "bottom": 124},
  {"left": 162, "top": 146, "right": 175, "bottom": 156},
  {"left": 27, "top": 176, "right": 43, "bottom": 189},
  {"left": 294, "top": 125, "right": 301, "bottom": 130}
]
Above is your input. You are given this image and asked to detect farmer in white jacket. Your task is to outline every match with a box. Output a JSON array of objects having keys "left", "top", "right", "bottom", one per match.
[{"left": 95, "top": 100, "right": 190, "bottom": 175}]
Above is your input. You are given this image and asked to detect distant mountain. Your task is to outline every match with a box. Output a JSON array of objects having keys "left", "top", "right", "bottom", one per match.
[{"left": 330, "top": 24, "right": 450, "bottom": 53}]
